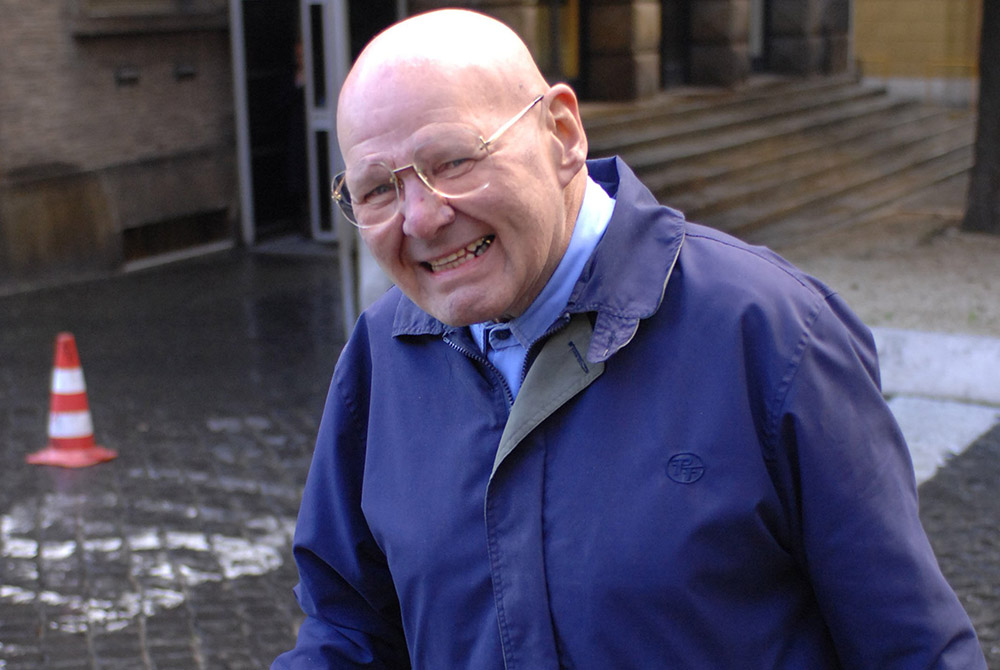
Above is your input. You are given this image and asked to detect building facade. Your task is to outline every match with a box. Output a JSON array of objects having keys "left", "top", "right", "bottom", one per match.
[
  {"left": 854, "top": 0, "right": 981, "bottom": 105},
  {"left": 406, "top": 0, "right": 853, "bottom": 99},
  {"left": 0, "top": 0, "right": 853, "bottom": 291},
  {"left": 0, "top": 0, "right": 237, "bottom": 291}
]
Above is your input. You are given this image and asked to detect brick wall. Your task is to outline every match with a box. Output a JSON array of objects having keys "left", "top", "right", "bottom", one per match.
[
  {"left": 0, "top": 0, "right": 235, "bottom": 288},
  {"left": 0, "top": 2, "right": 232, "bottom": 175}
]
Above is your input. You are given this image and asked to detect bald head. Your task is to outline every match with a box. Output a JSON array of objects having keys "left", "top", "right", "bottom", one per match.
[
  {"left": 337, "top": 10, "right": 561, "bottom": 157},
  {"left": 340, "top": 10, "right": 547, "bottom": 122}
]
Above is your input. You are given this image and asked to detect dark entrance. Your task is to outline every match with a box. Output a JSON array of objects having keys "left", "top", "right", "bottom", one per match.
[
  {"left": 661, "top": 0, "right": 692, "bottom": 87},
  {"left": 239, "top": 0, "right": 396, "bottom": 243},
  {"left": 242, "top": 1, "right": 308, "bottom": 241}
]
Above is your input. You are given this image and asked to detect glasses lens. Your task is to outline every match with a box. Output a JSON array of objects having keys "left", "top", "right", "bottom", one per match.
[
  {"left": 331, "top": 173, "right": 358, "bottom": 224},
  {"left": 413, "top": 130, "right": 491, "bottom": 199},
  {"left": 335, "top": 129, "right": 493, "bottom": 228},
  {"left": 339, "top": 163, "right": 398, "bottom": 228}
]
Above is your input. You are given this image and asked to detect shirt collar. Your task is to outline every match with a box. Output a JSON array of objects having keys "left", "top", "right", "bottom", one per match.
[{"left": 470, "top": 176, "right": 615, "bottom": 351}]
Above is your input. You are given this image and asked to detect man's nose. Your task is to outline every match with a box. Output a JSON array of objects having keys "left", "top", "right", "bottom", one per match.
[{"left": 398, "top": 174, "right": 453, "bottom": 238}]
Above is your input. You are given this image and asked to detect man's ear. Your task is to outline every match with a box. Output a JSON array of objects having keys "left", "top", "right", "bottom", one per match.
[{"left": 544, "top": 83, "right": 588, "bottom": 186}]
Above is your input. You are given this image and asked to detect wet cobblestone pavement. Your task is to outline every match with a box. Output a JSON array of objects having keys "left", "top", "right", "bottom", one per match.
[
  {"left": 1, "top": 249, "right": 344, "bottom": 669},
  {"left": 1, "top": 246, "right": 998, "bottom": 668}
]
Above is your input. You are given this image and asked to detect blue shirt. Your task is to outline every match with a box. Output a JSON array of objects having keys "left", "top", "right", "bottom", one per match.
[{"left": 469, "top": 176, "right": 615, "bottom": 398}]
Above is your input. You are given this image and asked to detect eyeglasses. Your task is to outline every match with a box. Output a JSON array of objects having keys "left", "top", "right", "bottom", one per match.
[{"left": 332, "top": 95, "right": 544, "bottom": 228}]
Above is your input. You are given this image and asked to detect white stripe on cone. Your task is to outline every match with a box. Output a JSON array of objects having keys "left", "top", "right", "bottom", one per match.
[
  {"left": 49, "top": 411, "right": 94, "bottom": 439},
  {"left": 51, "top": 368, "right": 86, "bottom": 395}
]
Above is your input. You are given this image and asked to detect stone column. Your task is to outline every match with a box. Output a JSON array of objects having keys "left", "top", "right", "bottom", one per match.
[
  {"left": 688, "top": 0, "right": 751, "bottom": 85},
  {"left": 770, "top": 0, "right": 850, "bottom": 75},
  {"left": 584, "top": 0, "right": 661, "bottom": 100},
  {"left": 821, "top": 0, "right": 851, "bottom": 74}
]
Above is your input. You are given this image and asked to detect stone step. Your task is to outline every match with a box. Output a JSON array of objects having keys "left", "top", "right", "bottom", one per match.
[
  {"left": 670, "top": 113, "right": 975, "bottom": 220},
  {"left": 582, "top": 74, "right": 857, "bottom": 131},
  {"left": 581, "top": 75, "right": 976, "bottom": 250},
  {"left": 598, "top": 94, "right": 914, "bottom": 179},
  {"left": 708, "top": 129, "right": 974, "bottom": 238},
  {"left": 587, "top": 77, "right": 884, "bottom": 156},
  {"left": 745, "top": 147, "right": 975, "bottom": 247},
  {"left": 641, "top": 103, "right": 947, "bottom": 197}
]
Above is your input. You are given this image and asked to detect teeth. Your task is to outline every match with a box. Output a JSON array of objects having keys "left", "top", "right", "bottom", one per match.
[{"left": 428, "top": 236, "right": 494, "bottom": 272}]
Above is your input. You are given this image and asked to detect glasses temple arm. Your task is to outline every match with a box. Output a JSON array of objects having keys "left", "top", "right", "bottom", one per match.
[{"left": 482, "top": 95, "right": 544, "bottom": 145}]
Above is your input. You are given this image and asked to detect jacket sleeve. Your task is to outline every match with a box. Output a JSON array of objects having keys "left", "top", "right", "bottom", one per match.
[
  {"left": 765, "top": 294, "right": 985, "bottom": 669},
  {"left": 272, "top": 331, "right": 410, "bottom": 669}
]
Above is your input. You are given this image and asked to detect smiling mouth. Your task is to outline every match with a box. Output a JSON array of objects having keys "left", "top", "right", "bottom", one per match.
[{"left": 424, "top": 235, "right": 495, "bottom": 273}]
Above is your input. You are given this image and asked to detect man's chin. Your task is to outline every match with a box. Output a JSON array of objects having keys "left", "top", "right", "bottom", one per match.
[{"left": 423, "top": 296, "right": 508, "bottom": 328}]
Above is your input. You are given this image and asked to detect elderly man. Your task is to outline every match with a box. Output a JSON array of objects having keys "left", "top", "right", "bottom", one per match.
[{"left": 273, "top": 9, "right": 985, "bottom": 669}]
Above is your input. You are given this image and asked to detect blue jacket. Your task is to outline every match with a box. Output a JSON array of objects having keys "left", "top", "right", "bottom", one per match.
[{"left": 274, "top": 158, "right": 984, "bottom": 669}]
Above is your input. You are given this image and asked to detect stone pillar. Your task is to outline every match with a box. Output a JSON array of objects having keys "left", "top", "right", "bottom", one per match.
[
  {"left": 584, "top": 0, "right": 661, "bottom": 100},
  {"left": 769, "top": 0, "right": 850, "bottom": 75},
  {"left": 821, "top": 0, "right": 851, "bottom": 74},
  {"left": 688, "top": 0, "right": 751, "bottom": 85}
]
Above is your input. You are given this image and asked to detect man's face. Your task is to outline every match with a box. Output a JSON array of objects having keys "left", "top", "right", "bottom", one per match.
[{"left": 338, "top": 72, "right": 574, "bottom": 326}]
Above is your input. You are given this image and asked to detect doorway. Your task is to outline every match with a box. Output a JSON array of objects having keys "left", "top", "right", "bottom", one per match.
[
  {"left": 240, "top": 1, "right": 308, "bottom": 242},
  {"left": 230, "top": 0, "right": 399, "bottom": 247}
]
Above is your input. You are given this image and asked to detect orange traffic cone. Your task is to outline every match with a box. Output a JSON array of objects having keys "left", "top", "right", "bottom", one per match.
[{"left": 26, "top": 333, "right": 117, "bottom": 468}]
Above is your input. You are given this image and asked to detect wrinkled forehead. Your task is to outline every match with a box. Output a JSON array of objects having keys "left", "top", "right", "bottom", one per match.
[{"left": 338, "top": 60, "right": 506, "bottom": 165}]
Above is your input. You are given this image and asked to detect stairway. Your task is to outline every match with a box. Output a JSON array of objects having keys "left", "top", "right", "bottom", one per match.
[{"left": 582, "top": 75, "right": 976, "bottom": 248}]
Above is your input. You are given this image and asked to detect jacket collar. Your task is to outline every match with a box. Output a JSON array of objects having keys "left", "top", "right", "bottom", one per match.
[{"left": 391, "top": 157, "right": 686, "bottom": 362}]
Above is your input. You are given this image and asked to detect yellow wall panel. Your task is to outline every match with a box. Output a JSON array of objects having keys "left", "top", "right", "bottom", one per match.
[{"left": 855, "top": 0, "right": 981, "bottom": 80}]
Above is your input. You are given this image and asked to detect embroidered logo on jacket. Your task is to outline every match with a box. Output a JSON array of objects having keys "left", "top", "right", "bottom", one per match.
[{"left": 667, "top": 453, "right": 706, "bottom": 484}]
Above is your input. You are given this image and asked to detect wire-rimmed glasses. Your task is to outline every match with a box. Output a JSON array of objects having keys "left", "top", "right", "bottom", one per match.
[{"left": 332, "top": 94, "right": 544, "bottom": 228}]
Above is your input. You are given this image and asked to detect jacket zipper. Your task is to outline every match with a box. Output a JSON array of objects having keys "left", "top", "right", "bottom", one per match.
[
  {"left": 518, "top": 313, "right": 572, "bottom": 388},
  {"left": 443, "top": 313, "right": 573, "bottom": 411},
  {"left": 443, "top": 333, "right": 517, "bottom": 409}
]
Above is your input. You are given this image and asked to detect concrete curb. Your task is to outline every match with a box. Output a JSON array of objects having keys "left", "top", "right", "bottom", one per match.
[
  {"left": 873, "top": 327, "right": 1000, "bottom": 483},
  {"left": 873, "top": 327, "right": 1000, "bottom": 406}
]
